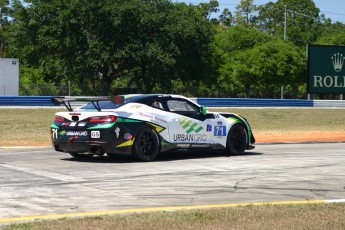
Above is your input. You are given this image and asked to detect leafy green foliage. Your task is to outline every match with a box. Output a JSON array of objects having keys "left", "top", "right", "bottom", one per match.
[
  {"left": 2, "top": 0, "right": 344, "bottom": 98},
  {"left": 316, "top": 22, "right": 345, "bottom": 45},
  {"left": 7, "top": 0, "right": 213, "bottom": 95},
  {"left": 235, "top": 0, "right": 257, "bottom": 26},
  {"left": 255, "top": 0, "right": 321, "bottom": 46},
  {"left": 0, "top": 0, "right": 10, "bottom": 57},
  {"left": 213, "top": 26, "right": 305, "bottom": 98}
]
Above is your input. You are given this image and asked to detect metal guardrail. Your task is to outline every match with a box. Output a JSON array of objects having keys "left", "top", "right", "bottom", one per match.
[
  {"left": 0, "top": 96, "right": 344, "bottom": 107},
  {"left": 196, "top": 98, "right": 315, "bottom": 107},
  {"left": 0, "top": 96, "right": 56, "bottom": 106},
  {"left": 313, "top": 100, "right": 345, "bottom": 108}
]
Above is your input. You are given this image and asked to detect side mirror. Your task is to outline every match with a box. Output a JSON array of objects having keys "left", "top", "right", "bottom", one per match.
[{"left": 200, "top": 106, "right": 207, "bottom": 115}]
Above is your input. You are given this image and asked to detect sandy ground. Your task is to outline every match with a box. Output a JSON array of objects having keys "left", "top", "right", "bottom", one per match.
[{"left": 254, "top": 131, "right": 345, "bottom": 143}]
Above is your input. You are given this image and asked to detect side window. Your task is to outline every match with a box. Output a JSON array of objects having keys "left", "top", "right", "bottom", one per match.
[
  {"left": 166, "top": 100, "right": 198, "bottom": 113},
  {"left": 151, "top": 100, "right": 164, "bottom": 110}
]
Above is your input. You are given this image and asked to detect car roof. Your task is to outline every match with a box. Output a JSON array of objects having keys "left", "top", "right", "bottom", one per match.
[{"left": 123, "top": 94, "right": 188, "bottom": 102}]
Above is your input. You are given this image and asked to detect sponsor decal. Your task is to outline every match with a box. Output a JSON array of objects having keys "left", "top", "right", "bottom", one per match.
[
  {"left": 173, "top": 134, "right": 207, "bottom": 142},
  {"left": 52, "top": 129, "right": 58, "bottom": 139},
  {"left": 68, "top": 136, "right": 77, "bottom": 146},
  {"left": 138, "top": 112, "right": 167, "bottom": 124},
  {"left": 149, "top": 123, "right": 165, "bottom": 133},
  {"left": 177, "top": 144, "right": 190, "bottom": 148},
  {"left": 179, "top": 117, "right": 203, "bottom": 134},
  {"left": 62, "top": 122, "right": 70, "bottom": 126},
  {"left": 138, "top": 112, "right": 153, "bottom": 119},
  {"left": 124, "top": 133, "right": 133, "bottom": 140},
  {"left": 154, "top": 115, "right": 167, "bottom": 124},
  {"left": 70, "top": 122, "right": 77, "bottom": 127},
  {"left": 332, "top": 53, "right": 344, "bottom": 72},
  {"left": 59, "top": 130, "right": 88, "bottom": 137},
  {"left": 59, "top": 130, "right": 66, "bottom": 135},
  {"left": 115, "top": 127, "right": 120, "bottom": 138},
  {"left": 207, "top": 124, "right": 212, "bottom": 132},
  {"left": 129, "top": 104, "right": 142, "bottom": 108},
  {"left": 191, "top": 144, "right": 210, "bottom": 148},
  {"left": 91, "top": 131, "right": 100, "bottom": 138},
  {"left": 214, "top": 126, "right": 226, "bottom": 137},
  {"left": 217, "top": 121, "right": 223, "bottom": 125},
  {"left": 78, "top": 122, "right": 86, "bottom": 127}
]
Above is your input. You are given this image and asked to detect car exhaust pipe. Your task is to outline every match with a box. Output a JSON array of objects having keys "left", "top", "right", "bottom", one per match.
[{"left": 89, "top": 146, "right": 105, "bottom": 155}]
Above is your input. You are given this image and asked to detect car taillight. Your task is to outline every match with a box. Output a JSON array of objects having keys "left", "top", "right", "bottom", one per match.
[
  {"left": 54, "top": 115, "right": 65, "bottom": 122},
  {"left": 89, "top": 115, "right": 117, "bottom": 123}
]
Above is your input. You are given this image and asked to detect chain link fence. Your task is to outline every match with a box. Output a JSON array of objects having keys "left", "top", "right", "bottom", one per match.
[
  {"left": 19, "top": 82, "right": 71, "bottom": 96},
  {"left": 18, "top": 82, "right": 343, "bottom": 100}
]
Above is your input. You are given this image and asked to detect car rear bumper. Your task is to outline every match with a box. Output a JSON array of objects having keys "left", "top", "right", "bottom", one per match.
[{"left": 52, "top": 140, "right": 132, "bottom": 156}]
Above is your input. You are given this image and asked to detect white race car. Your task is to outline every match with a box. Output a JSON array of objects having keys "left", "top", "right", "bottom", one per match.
[{"left": 51, "top": 94, "right": 255, "bottom": 161}]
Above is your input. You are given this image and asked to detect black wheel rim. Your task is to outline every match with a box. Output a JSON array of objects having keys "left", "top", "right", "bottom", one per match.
[
  {"left": 231, "top": 126, "right": 247, "bottom": 151},
  {"left": 138, "top": 130, "right": 157, "bottom": 157}
]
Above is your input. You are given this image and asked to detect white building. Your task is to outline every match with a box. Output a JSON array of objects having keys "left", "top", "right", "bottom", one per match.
[{"left": 0, "top": 58, "right": 19, "bottom": 96}]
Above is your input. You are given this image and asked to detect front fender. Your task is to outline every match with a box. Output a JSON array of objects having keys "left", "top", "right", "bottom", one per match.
[{"left": 220, "top": 113, "right": 255, "bottom": 145}]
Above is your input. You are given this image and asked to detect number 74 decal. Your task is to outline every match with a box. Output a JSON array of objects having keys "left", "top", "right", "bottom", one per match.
[{"left": 214, "top": 126, "right": 226, "bottom": 137}]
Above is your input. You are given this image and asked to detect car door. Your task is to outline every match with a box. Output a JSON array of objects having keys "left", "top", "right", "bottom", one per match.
[{"left": 164, "top": 98, "right": 213, "bottom": 144}]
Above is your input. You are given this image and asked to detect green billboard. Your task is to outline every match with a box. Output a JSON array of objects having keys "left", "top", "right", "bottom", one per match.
[{"left": 307, "top": 45, "right": 345, "bottom": 94}]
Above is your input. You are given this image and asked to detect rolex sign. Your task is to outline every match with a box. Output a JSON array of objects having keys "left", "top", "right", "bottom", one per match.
[{"left": 307, "top": 45, "right": 345, "bottom": 94}]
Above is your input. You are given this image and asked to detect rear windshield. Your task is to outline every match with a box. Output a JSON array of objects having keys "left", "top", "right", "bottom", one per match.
[
  {"left": 78, "top": 96, "right": 142, "bottom": 110},
  {"left": 79, "top": 101, "right": 120, "bottom": 110}
]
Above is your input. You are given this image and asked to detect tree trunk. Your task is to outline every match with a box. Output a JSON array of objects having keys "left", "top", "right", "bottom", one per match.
[{"left": 245, "top": 85, "right": 251, "bottom": 98}]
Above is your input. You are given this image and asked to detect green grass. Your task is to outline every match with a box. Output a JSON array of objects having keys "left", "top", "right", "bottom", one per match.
[
  {"left": 0, "top": 108, "right": 62, "bottom": 146},
  {"left": 0, "top": 107, "right": 344, "bottom": 146},
  {"left": 3, "top": 203, "right": 345, "bottom": 230},
  {"left": 210, "top": 108, "right": 345, "bottom": 132}
]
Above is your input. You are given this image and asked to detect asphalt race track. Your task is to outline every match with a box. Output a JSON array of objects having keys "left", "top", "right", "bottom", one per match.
[{"left": 1, "top": 142, "right": 345, "bottom": 220}]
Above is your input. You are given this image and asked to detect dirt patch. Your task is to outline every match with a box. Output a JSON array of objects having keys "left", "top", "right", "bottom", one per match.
[{"left": 254, "top": 131, "right": 345, "bottom": 143}]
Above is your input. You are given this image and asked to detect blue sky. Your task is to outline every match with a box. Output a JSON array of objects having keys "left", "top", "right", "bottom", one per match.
[{"left": 177, "top": 0, "right": 345, "bottom": 23}]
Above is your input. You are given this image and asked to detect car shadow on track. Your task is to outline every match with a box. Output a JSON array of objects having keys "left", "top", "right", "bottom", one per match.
[{"left": 61, "top": 151, "right": 263, "bottom": 163}]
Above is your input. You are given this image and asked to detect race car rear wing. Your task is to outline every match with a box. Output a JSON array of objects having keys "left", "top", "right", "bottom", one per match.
[{"left": 51, "top": 96, "right": 124, "bottom": 112}]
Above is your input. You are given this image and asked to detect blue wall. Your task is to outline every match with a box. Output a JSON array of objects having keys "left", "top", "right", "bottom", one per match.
[
  {"left": 0, "top": 96, "right": 344, "bottom": 107},
  {"left": 196, "top": 98, "right": 314, "bottom": 107},
  {"left": 0, "top": 96, "right": 56, "bottom": 106}
]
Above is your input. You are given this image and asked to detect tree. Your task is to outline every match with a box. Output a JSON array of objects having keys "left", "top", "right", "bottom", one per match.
[
  {"left": 316, "top": 22, "right": 345, "bottom": 45},
  {"left": 213, "top": 26, "right": 270, "bottom": 97},
  {"left": 213, "top": 26, "right": 305, "bottom": 98},
  {"left": 249, "top": 39, "right": 306, "bottom": 97},
  {"left": 219, "top": 8, "right": 233, "bottom": 27},
  {"left": 235, "top": 0, "right": 257, "bottom": 26},
  {"left": 7, "top": 0, "right": 213, "bottom": 95},
  {"left": 255, "top": 0, "right": 321, "bottom": 46},
  {"left": 198, "top": 0, "right": 219, "bottom": 20},
  {"left": 0, "top": 0, "right": 9, "bottom": 57},
  {"left": 127, "top": 1, "right": 213, "bottom": 93}
]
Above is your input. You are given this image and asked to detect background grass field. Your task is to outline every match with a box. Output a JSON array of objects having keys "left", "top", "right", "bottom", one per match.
[
  {"left": 0, "top": 107, "right": 344, "bottom": 146},
  {"left": 3, "top": 203, "right": 345, "bottom": 230}
]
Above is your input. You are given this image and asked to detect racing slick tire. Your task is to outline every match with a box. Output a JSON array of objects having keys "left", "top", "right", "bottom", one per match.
[
  {"left": 226, "top": 124, "right": 248, "bottom": 155},
  {"left": 132, "top": 128, "right": 160, "bottom": 162},
  {"left": 69, "top": 152, "right": 94, "bottom": 159}
]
